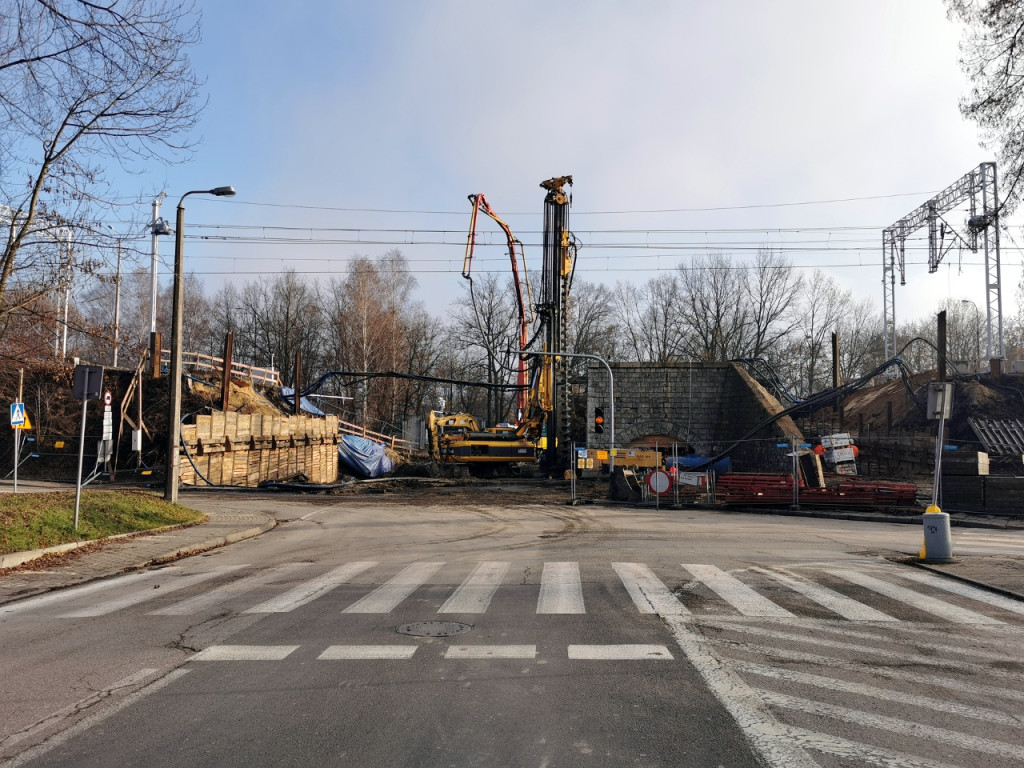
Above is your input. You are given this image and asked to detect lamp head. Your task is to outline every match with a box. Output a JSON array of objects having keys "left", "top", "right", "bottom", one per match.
[{"left": 210, "top": 186, "right": 236, "bottom": 197}]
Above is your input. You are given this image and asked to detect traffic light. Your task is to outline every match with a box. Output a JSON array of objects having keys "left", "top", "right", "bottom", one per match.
[{"left": 594, "top": 406, "right": 604, "bottom": 434}]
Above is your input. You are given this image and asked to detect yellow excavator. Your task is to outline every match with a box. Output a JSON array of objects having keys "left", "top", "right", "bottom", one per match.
[{"left": 427, "top": 359, "right": 553, "bottom": 472}]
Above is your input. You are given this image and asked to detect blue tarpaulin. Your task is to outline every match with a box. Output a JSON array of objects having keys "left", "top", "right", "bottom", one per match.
[
  {"left": 279, "top": 387, "right": 325, "bottom": 417},
  {"left": 338, "top": 435, "right": 394, "bottom": 478}
]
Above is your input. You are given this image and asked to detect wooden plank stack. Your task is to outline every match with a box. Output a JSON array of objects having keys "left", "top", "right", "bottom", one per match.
[{"left": 178, "top": 414, "right": 339, "bottom": 488}]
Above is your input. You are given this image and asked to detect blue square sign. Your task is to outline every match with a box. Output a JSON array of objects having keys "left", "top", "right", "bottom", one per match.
[{"left": 10, "top": 402, "right": 25, "bottom": 426}]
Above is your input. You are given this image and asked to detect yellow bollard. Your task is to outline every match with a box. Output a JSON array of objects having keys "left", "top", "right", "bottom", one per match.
[{"left": 919, "top": 505, "right": 940, "bottom": 558}]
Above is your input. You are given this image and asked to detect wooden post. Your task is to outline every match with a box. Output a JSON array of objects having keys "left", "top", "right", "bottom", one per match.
[
  {"left": 221, "top": 331, "right": 234, "bottom": 412},
  {"left": 149, "top": 332, "right": 162, "bottom": 378},
  {"left": 293, "top": 350, "right": 302, "bottom": 416}
]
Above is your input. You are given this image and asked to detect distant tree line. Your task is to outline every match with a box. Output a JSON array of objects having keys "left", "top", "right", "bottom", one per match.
[{"left": 20, "top": 245, "right": 1018, "bottom": 437}]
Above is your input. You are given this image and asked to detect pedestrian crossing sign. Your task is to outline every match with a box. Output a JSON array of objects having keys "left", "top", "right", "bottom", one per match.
[{"left": 10, "top": 402, "right": 25, "bottom": 428}]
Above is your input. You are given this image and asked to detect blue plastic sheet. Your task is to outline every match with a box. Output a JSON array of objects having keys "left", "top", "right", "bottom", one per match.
[
  {"left": 279, "top": 387, "right": 325, "bottom": 417},
  {"left": 338, "top": 435, "right": 394, "bottom": 478}
]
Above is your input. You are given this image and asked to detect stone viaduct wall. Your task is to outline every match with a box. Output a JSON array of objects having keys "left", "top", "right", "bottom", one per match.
[
  {"left": 178, "top": 413, "right": 338, "bottom": 487},
  {"left": 586, "top": 362, "right": 801, "bottom": 472}
]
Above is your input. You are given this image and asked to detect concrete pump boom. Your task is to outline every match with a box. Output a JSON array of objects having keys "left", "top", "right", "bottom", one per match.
[{"left": 463, "top": 193, "right": 534, "bottom": 417}]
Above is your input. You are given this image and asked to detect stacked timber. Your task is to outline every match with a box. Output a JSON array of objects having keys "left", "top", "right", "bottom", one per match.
[{"left": 178, "top": 413, "right": 338, "bottom": 487}]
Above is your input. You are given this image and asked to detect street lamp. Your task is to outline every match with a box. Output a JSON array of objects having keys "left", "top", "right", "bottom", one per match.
[
  {"left": 165, "top": 186, "right": 236, "bottom": 503},
  {"left": 961, "top": 299, "right": 981, "bottom": 374}
]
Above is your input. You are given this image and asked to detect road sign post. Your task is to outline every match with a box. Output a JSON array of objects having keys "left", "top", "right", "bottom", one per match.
[
  {"left": 72, "top": 365, "right": 104, "bottom": 531},
  {"left": 10, "top": 369, "right": 24, "bottom": 493}
]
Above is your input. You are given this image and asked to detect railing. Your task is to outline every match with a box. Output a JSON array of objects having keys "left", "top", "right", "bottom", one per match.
[
  {"left": 160, "top": 349, "right": 280, "bottom": 387},
  {"left": 337, "top": 417, "right": 414, "bottom": 452},
  {"left": 160, "top": 349, "right": 416, "bottom": 452}
]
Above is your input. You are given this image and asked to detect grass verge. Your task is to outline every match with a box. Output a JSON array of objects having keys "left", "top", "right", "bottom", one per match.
[{"left": 0, "top": 490, "right": 205, "bottom": 554}]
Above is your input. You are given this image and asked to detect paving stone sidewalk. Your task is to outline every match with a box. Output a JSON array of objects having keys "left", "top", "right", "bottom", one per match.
[{"left": 0, "top": 494, "right": 275, "bottom": 606}]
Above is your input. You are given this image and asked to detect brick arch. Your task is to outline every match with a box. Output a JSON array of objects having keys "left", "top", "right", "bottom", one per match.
[{"left": 616, "top": 418, "right": 701, "bottom": 451}]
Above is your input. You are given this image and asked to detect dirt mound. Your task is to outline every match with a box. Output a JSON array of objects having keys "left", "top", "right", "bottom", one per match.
[
  {"left": 187, "top": 377, "right": 285, "bottom": 416},
  {"left": 842, "top": 371, "right": 1024, "bottom": 443}
]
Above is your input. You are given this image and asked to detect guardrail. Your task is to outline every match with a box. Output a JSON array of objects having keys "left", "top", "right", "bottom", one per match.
[
  {"left": 160, "top": 349, "right": 280, "bottom": 387},
  {"left": 337, "top": 418, "right": 414, "bottom": 452}
]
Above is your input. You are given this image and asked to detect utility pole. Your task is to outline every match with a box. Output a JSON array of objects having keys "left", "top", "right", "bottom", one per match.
[
  {"left": 150, "top": 194, "right": 171, "bottom": 370},
  {"left": 112, "top": 237, "right": 122, "bottom": 368}
]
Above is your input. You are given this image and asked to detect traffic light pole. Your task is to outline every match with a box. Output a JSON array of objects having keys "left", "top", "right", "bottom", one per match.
[{"left": 525, "top": 351, "right": 614, "bottom": 473}]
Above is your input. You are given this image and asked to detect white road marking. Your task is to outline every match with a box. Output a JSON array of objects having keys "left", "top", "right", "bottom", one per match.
[
  {"left": 59, "top": 565, "right": 247, "bottom": 617},
  {"left": 438, "top": 561, "right": 509, "bottom": 613},
  {"left": 150, "top": 563, "right": 305, "bottom": 615},
  {"left": 703, "top": 622, "right": 1024, "bottom": 681},
  {"left": 718, "top": 639, "right": 1024, "bottom": 703},
  {"left": 244, "top": 561, "right": 377, "bottom": 613},
  {"left": 661, "top": 613, "right": 820, "bottom": 768},
  {"left": 750, "top": 566, "right": 897, "bottom": 622},
  {"left": 567, "top": 644, "right": 673, "bottom": 660},
  {"left": 759, "top": 616, "right": 1022, "bottom": 663},
  {"left": 0, "top": 570, "right": 176, "bottom": 617},
  {"left": 536, "top": 562, "right": 585, "bottom": 614},
  {"left": 613, "top": 562, "right": 689, "bottom": 616},
  {"left": 828, "top": 569, "right": 1004, "bottom": 624},
  {"left": 0, "top": 669, "right": 190, "bottom": 768},
  {"left": 343, "top": 562, "right": 444, "bottom": 613},
  {"left": 735, "top": 661, "right": 1022, "bottom": 726},
  {"left": 782, "top": 726, "right": 967, "bottom": 768},
  {"left": 682, "top": 564, "right": 795, "bottom": 618},
  {"left": 759, "top": 689, "right": 1024, "bottom": 760},
  {"left": 318, "top": 645, "right": 417, "bottom": 660},
  {"left": 191, "top": 645, "right": 299, "bottom": 661},
  {"left": 446, "top": 645, "right": 536, "bottom": 659},
  {"left": 0, "top": 668, "right": 159, "bottom": 749},
  {"left": 894, "top": 568, "right": 1024, "bottom": 616}
]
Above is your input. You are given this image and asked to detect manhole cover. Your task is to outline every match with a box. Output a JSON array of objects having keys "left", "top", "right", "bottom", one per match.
[{"left": 396, "top": 621, "right": 473, "bottom": 637}]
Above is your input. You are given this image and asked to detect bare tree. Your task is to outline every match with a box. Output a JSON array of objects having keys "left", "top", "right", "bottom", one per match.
[
  {"left": 326, "top": 252, "right": 421, "bottom": 430},
  {"left": 794, "top": 270, "right": 849, "bottom": 394},
  {"left": 744, "top": 248, "right": 802, "bottom": 360},
  {"left": 837, "top": 297, "right": 885, "bottom": 380},
  {"left": 612, "top": 276, "right": 683, "bottom": 363},
  {"left": 677, "top": 253, "right": 749, "bottom": 362},
  {"left": 947, "top": 0, "right": 1024, "bottom": 213},
  {"left": 0, "top": 0, "right": 203, "bottom": 333},
  {"left": 450, "top": 273, "right": 519, "bottom": 425}
]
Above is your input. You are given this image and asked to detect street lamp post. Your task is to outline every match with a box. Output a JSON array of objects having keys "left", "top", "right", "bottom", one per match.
[{"left": 165, "top": 186, "right": 236, "bottom": 503}]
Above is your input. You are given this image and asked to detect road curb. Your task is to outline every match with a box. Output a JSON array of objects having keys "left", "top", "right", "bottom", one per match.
[
  {"left": 140, "top": 518, "right": 278, "bottom": 566},
  {"left": 911, "top": 560, "right": 1024, "bottom": 603},
  {"left": 0, "top": 522, "right": 201, "bottom": 570}
]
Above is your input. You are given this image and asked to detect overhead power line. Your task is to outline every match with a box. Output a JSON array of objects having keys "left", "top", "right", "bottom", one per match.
[{"left": 219, "top": 189, "right": 942, "bottom": 216}]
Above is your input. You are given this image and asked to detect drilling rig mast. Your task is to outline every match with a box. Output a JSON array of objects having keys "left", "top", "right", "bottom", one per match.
[{"left": 538, "top": 175, "right": 576, "bottom": 472}]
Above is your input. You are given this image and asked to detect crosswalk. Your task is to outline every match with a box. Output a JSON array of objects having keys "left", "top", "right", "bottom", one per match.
[{"left": 2, "top": 559, "right": 1022, "bottom": 627}]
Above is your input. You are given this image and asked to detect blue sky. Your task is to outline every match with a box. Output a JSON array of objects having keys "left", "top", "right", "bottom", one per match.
[{"left": 115, "top": 0, "right": 1019, "bottom": 330}]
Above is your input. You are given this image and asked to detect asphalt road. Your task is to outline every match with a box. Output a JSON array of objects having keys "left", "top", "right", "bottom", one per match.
[{"left": 3, "top": 495, "right": 1024, "bottom": 767}]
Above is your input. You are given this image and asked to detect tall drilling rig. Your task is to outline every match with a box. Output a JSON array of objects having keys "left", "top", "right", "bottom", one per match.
[{"left": 538, "top": 175, "right": 576, "bottom": 473}]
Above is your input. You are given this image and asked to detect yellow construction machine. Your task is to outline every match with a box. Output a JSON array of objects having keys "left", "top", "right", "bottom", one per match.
[{"left": 427, "top": 176, "right": 573, "bottom": 476}]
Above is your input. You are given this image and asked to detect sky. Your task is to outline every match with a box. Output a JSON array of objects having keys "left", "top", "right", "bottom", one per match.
[{"left": 113, "top": 0, "right": 1022, "bottom": 337}]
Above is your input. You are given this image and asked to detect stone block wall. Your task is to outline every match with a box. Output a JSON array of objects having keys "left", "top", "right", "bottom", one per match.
[
  {"left": 586, "top": 362, "right": 801, "bottom": 472},
  {"left": 178, "top": 413, "right": 338, "bottom": 487}
]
